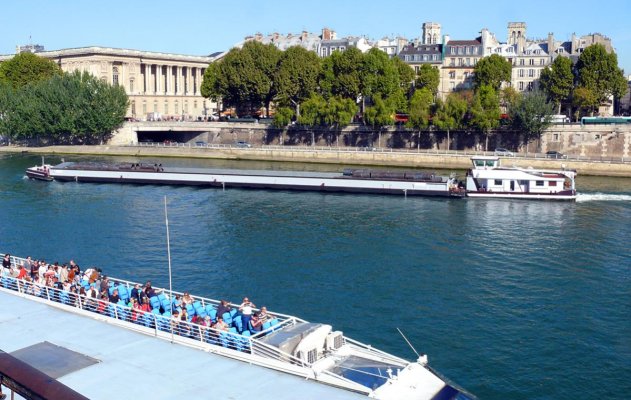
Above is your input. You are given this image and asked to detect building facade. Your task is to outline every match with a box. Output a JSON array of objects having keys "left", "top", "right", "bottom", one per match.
[
  {"left": 1, "top": 46, "right": 216, "bottom": 120},
  {"left": 440, "top": 37, "right": 482, "bottom": 96}
]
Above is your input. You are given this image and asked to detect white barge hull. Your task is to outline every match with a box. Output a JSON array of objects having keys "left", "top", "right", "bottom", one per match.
[{"left": 49, "top": 163, "right": 463, "bottom": 197}]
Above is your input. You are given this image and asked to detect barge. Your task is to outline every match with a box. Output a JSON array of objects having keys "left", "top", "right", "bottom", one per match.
[
  {"left": 30, "top": 161, "right": 465, "bottom": 198},
  {"left": 0, "top": 253, "right": 473, "bottom": 400}
]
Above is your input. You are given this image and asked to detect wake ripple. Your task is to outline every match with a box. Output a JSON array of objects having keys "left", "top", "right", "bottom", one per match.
[{"left": 576, "top": 193, "right": 631, "bottom": 202}]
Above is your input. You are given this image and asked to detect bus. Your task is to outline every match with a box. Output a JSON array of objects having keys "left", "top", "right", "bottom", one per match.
[{"left": 580, "top": 116, "right": 631, "bottom": 126}]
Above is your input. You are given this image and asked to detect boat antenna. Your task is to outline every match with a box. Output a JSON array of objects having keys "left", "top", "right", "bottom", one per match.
[
  {"left": 164, "top": 196, "right": 174, "bottom": 342},
  {"left": 396, "top": 327, "right": 421, "bottom": 358}
]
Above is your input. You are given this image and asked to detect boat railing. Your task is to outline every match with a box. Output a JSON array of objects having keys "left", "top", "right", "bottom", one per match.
[{"left": 0, "top": 272, "right": 327, "bottom": 379}]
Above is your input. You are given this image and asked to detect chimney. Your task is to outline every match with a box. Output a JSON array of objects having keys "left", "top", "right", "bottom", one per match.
[
  {"left": 547, "top": 32, "right": 556, "bottom": 55},
  {"left": 322, "top": 27, "right": 331, "bottom": 41},
  {"left": 443, "top": 34, "right": 450, "bottom": 45}
]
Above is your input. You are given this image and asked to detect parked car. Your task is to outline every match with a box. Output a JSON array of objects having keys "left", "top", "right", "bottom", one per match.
[
  {"left": 195, "top": 141, "right": 207, "bottom": 147},
  {"left": 235, "top": 141, "right": 252, "bottom": 148},
  {"left": 546, "top": 150, "right": 567, "bottom": 159},
  {"left": 494, "top": 148, "right": 515, "bottom": 157}
]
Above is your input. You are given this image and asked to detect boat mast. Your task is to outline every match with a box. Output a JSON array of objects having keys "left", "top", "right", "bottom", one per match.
[{"left": 164, "top": 196, "right": 174, "bottom": 342}]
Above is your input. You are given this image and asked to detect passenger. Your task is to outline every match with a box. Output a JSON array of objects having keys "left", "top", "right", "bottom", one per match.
[
  {"left": 144, "top": 281, "right": 157, "bottom": 298},
  {"left": 59, "top": 264, "right": 69, "bottom": 283},
  {"left": 131, "top": 283, "right": 143, "bottom": 304},
  {"left": 216, "top": 300, "right": 232, "bottom": 317},
  {"left": 212, "top": 315, "right": 229, "bottom": 332},
  {"left": 239, "top": 297, "right": 256, "bottom": 332},
  {"left": 249, "top": 313, "right": 263, "bottom": 332},
  {"left": 258, "top": 306, "right": 272, "bottom": 323},
  {"left": 16, "top": 265, "right": 28, "bottom": 280},
  {"left": 100, "top": 275, "right": 110, "bottom": 294},
  {"left": 109, "top": 288, "right": 120, "bottom": 303},
  {"left": 30, "top": 259, "right": 38, "bottom": 280},
  {"left": 182, "top": 291, "right": 194, "bottom": 305},
  {"left": 2, "top": 254, "right": 11, "bottom": 270}
]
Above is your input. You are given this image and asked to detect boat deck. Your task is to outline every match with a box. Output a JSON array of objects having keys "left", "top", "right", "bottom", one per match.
[{"left": 0, "top": 290, "right": 363, "bottom": 400}]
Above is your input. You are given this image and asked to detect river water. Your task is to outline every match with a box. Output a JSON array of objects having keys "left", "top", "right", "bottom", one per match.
[{"left": 1, "top": 153, "right": 630, "bottom": 399}]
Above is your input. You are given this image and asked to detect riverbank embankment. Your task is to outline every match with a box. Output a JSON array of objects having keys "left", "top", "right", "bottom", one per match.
[{"left": 2, "top": 145, "right": 631, "bottom": 177}]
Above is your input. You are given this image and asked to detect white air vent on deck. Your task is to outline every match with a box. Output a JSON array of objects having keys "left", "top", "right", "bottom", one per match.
[{"left": 326, "top": 331, "right": 344, "bottom": 350}]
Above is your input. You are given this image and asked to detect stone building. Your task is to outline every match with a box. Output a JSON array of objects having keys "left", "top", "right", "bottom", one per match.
[
  {"left": 0, "top": 46, "right": 216, "bottom": 120},
  {"left": 398, "top": 22, "right": 443, "bottom": 74},
  {"left": 440, "top": 36, "right": 483, "bottom": 97}
]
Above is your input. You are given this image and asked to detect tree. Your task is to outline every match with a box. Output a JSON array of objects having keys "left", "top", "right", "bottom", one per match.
[
  {"left": 274, "top": 46, "right": 320, "bottom": 117},
  {"left": 433, "top": 93, "right": 468, "bottom": 150},
  {"left": 473, "top": 54, "right": 512, "bottom": 91},
  {"left": 391, "top": 56, "right": 415, "bottom": 90},
  {"left": 576, "top": 44, "right": 627, "bottom": 111},
  {"left": 200, "top": 41, "right": 281, "bottom": 115},
  {"left": 361, "top": 48, "right": 399, "bottom": 103},
  {"left": 364, "top": 95, "right": 395, "bottom": 130},
  {"left": 0, "top": 52, "right": 62, "bottom": 89},
  {"left": 470, "top": 85, "right": 500, "bottom": 150},
  {"left": 510, "top": 90, "right": 554, "bottom": 148},
  {"left": 319, "top": 47, "right": 364, "bottom": 101},
  {"left": 572, "top": 86, "right": 598, "bottom": 118},
  {"left": 415, "top": 64, "right": 440, "bottom": 96},
  {"left": 539, "top": 56, "right": 574, "bottom": 114},
  {"left": 408, "top": 87, "right": 434, "bottom": 130}
]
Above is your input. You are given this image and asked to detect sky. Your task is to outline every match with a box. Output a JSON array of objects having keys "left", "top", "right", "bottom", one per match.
[{"left": 2, "top": 0, "right": 630, "bottom": 74}]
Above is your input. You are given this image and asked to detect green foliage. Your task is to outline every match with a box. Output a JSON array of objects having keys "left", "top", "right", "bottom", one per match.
[
  {"left": 433, "top": 92, "right": 468, "bottom": 132},
  {"left": 470, "top": 85, "right": 500, "bottom": 150},
  {"left": 473, "top": 54, "right": 512, "bottom": 91},
  {"left": 386, "top": 88, "right": 409, "bottom": 113},
  {"left": 415, "top": 64, "right": 440, "bottom": 95},
  {"left": 407, "top": 87, "right": 434, "bottom": 130},
  {"left": 391, "top": 56, "right": 415, "bottom": 89},
  {"left": 0, "top": 71, "right": 128, "bottom": 144},
  {"left": 319, "top": 47, "right": 364, "bottom": 101},
  {"left": 576, "top": 44, "right": 628, "bottom": 106},
  {"left": 0, "top": 52, "right": 62, "bottom": 89},
  {"left": 272, "top": 106, "right": 295, "bottom": 128},
  {"left": 297, "top": 94, "right": 356, "bottom": 130},
  {"left": 509, "top": 90, "right": 555, "bottom": 142},
  {"left": 572, "top": 86, "right": 598, "bottom": 116},
  {"left": 361, "top": 48, "right": 399, "bottom": 100},
  {"left": 298, "top": 94, "right": 327, "bottom": 127},
  {"left": 274, "top": 46, "right": 320, "bottom": 115},
  {"left": 201, "top": 41, "right": 281, "bottom": 114},
  {"left": 539, "top": 56, "right": 573, "bottom": 113},
  {"left": 500, "top": 87, "right": 521, "bottom": 113},
  {"left": 364, "top": 95, "right": 394, "bottom": 129}
]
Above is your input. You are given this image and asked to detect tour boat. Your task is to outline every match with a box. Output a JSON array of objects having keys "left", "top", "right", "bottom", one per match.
[
  {"left": 465, "top": 156, "right": 577, "bottom": 200},
  {"left": 0, "top": 253, "right": 473, "bottom": 400}
]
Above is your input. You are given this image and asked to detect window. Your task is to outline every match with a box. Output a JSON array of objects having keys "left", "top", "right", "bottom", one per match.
[
  {"left": 129, "top": 79, "right": 134, "bottom": 93},
  {"left": 529, "top": 69, "right": 534, "bottom": 77},
  {"left": 494, "top": 179, "right": 502, "bottom": 186},
  {"left": 553, "top": 134, "right": 559, "bottom": 141},
  {"left": 422, "top": 54, "right": 428, "bottom": 61},
  {"left": 519, "top": 59, "right": 525, "bottom": 66},
  {"left": 540, "top": 59, "right": 545, "bottom": 65},
  {"left": 339, "top": 46, "right": 345, "bottom": 51},
  {"left": 458, "top": 58, "right": 463, "bottom": 66},
  {"left": 473, "top": 47, "right": 478, "bottom": 54},
  {"left": 519, "top": 81, "right": 524, "bottom": 90},
  {"left": 529, "top": 59, "right": 535, "bottom": 65},
  {"left": 131, "top": 101, "right": 135, "bottom": 116},
  {"left": 450, "top": 47, "right": 455, "bottom": 54},
  {"left": 466, "top": 58, "right": 470, "bottom": 66},
  {"left": 415, "top": 66, "right": 420, "bottom": 73},
  {"left": 449, "top": 71, "right": 456, "bottom": 79},
  {"left": 164, "top": 101, "right": 168, "bottom": 115},
  {"left": 450, "top": 81, "right": 456, "bottom": 90},
  {"left": 432, "top": 54, "right": 438, "bottom": 61},
  {"left": 449, "top": 58, "right": 455, "bottom": 66},
  {"left": 549, "top": 181, "right": 557, "bottom": 187},
  {"left": 458, "top": 46, "right": 463, "bottom": 55},
  {"left": 465, "top": 46, "right": 469, "bottom": 55},
  {"left": 536, "top": 181, "right": 544, "bottom": 186},
  {"left": 519, "top": 69, "right": 524, "bottom": 77},
  {"left": 527, "top": 82, "right": 533, "bottom": 91},
  {"left": 321, "top": 48, "right": 328, "bottom": 57},
  {"left": 112, "top": 66, "right": 119, "bottom": 86},
  {"left": 153, "top": 101, "right": 158, "bottom": 112},
  {"left": 142, "top": 101, "right": 147, "bottom": 114}
]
